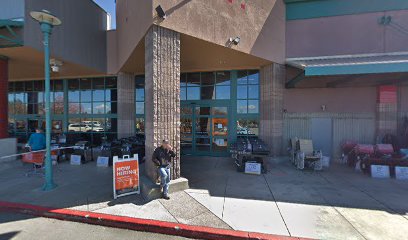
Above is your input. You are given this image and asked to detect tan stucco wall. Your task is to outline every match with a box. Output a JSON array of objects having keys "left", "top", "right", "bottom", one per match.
[
  {"left": 153, "top": 0, "right": 285, "bottom": 64},
  {"left": 115, "top": 0, "right": 152, "bottom": 72},
  {"left": 24, "top": 0, "right": 108, "bottom": 73},
  {"left": 284, "top": 87, "right": 377, "bottom": 113},
  {"left": 287, "top": 9, "right": 408, "bottom": 58},
  {"left": 107, "top": 30, "right": 118, "bottom": 74}
]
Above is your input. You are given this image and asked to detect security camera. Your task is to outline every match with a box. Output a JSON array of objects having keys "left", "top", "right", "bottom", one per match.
[
  {"left": 230, "top": 37, "right": 240, "bottom": 45},
  {"left": 50, "top": 59, "right": 62, "bottom": 73},
  {"left": 156, "top": 5, "right": 166, "bottom": 19},
  {"left": 51, "top": 65, "right": 59, "bottom": 72}
]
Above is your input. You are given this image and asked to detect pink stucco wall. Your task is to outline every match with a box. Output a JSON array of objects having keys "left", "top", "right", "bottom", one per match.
[
  {"left": 287, "top": 10, "right": 408, "bottom": 58},
  {"left": 401, "top": 86, "right": 408, "bottom": 112},
  {"left": 283, "top": 87, "right": 377, "bottom": 113}
]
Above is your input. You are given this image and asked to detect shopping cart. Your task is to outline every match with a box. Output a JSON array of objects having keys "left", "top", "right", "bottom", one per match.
[{"left": 22, "top": 150, "right": 45, "bottom": 177}]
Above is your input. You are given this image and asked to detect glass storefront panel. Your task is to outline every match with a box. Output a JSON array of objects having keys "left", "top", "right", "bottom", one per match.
[
  {"left": 181, "top": 136, "right": 193, "bottom": 152},
  {"left": 135, "top": 118, "right": 145, "bottom": 134},
  {"left": 187, "top": 87, "right": 200, "bottom": 100},
  {"left": 68, "top": 91, "right": 80, "bottom": 102},
  {"left": 201, "top": 72, "right": 215, "bottom": 85},
  {"left": 237, "top": 119, "right": 259, "bottom": 136},
  {"left": 216, "top": 71, "right": 231, "bottom": 85},
  {"left": 181, "top": 117, "right": 193, "bottom": 134},
  {"left": 213, "top": 118, "right": 228, "bottom": 136},
  {"left": 213, "top": 138, "right": 228, "bottom": 152},
  {"left": 248, "top": 70, "right": 259, "bottom": 84},
  {"left": 237, "top": 100, "right": 247, "bottom": 114},
  {"left": 80, "top": 103, "right": 92, "bottom": 114},
  {"left": 93, "top": 90, "right": 105, "bottom": 102},
  {"left": 237, "top": 85, "right": 247, "bottom": 98},
  {"left": 196, "top": 117, "right": 210, "bottom": 137},
  {"left": 136, "top": 102, "right": 144, "bottom": 115},
  {"left": 186, "top": 72, "right": 200, "bottom": 86},
  {"left": 80, "top": 90, "right": 92, "bottom": 102},
  {"left": 216, "top": 86, "right": 230, "bottom": 99},
  {"left": 201, "top": 86, "right": 215, "bottom": 100},
  {"left": 211, "top": 107, "right": 227, "bottom": 116},
  {"left": 9, "top": 77, "right": 119, "bottom": 145},
  {"left": 93, "top": 102, "right": 106, "bottom": 114},
  {"left": 248, "top": 85, "right": 259, "bottom": 99},
  {"left": 248, "top": 100, "right": 259, "bottom": 114},
  {"left": 196, "top": 138, "right": 210, "bottom": 151}
]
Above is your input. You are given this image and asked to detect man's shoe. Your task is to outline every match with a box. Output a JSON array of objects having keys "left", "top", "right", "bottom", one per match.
[{"left": 162, "top": 194, "right": 170, "bottom": 200}]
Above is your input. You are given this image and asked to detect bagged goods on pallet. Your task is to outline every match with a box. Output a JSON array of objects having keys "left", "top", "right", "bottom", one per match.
[
  {"left": 375, "top": 144, "right": 394, "bottom": 155},
  {"left": 342, "top": 140, "right": 357, "bottom": 155},
  {"left": 354, "top": 144, "right": 374, "bottom": 155},
  {"left": 401, "top": 149, "right": 408, "bottom": 160}
]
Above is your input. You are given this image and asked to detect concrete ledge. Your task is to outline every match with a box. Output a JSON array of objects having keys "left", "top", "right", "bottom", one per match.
[
  {"left": 0, "top": 138, "right": 17, "bottom": 162},
  {"left": 0, "top": 201, "right": 306, "bottom": 240},
  {"left": 140, "top": 174, "right": 189, "bottom": 201}
]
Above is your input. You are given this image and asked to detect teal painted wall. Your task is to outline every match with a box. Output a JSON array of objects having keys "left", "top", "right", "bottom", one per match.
[{"left": 286, "top": 0, "right": 408, "bottom": 20}]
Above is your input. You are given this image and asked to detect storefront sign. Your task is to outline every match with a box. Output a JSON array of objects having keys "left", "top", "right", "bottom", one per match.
[
  {"left": 245, "top": 162, "right": 261, "bottom": 175},
  {"left": 378, "top": 85, "right": 397, "bottom": 103},
  {"left": 395, "top": 167, "right": 408, "bottom": 180},
  {"left": 70, "top": 155, "right": 81, "bottom": 165},
  {"left": 97, "top": 156, "right": 109, "bottom": 167},
  {"left": 371, "top": 165, "right": 390, "bottom": 178},
  {"left": 113, "top": 154, "right": 140, "bottom": 199}
]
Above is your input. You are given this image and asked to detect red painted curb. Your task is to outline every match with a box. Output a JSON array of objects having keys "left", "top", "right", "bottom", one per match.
[{"left": 0, "top": 201, "right": 309, "bottom": 240}]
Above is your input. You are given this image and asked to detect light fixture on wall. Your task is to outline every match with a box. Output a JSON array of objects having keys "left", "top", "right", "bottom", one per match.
[
  {"left": 229, "top": 36, "right": 240, "bottom": 45},
  {"left": 155, "top": 5, "right": 167, "bottom": 19},
  {"left": 321, "top": 105, "right": 327, "bottom": 111},
  {"left": 50, "top": 58, "right": 63, "bottom": 73}
]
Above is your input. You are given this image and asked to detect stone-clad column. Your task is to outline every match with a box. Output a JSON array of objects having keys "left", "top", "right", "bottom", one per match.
[
  {"left": 145, "top": 25, "right": 181, "bottom": 181},
  {"left": 0, "top": 57, "right": 8, "bottom": 139},
  {"left": 117, "top": 72, "right": 136, "bottom": 139},
  {"left": 259, "top": 63, "right": 285, "bottom": 156}
]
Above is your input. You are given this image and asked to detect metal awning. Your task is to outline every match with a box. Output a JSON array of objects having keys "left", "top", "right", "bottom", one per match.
[
  {"left": 286, "top": 52, "right": 408, "bottom": 76},
  {"left": 0, "top": 19, "right": 24, "bottom": 48}
]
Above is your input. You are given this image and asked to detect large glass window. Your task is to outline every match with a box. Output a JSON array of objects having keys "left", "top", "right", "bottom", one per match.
[
  {"left": 180, "top": 72, "right": 231, "bottom": 101},
  {"left": 237, "top": 70, "right": 259, "bottom": 114},
  {"left": 135, "top": 76, "right": 145, "bottom": 134},
  {"left": 9, "top": 77, "right": 118, "bottom": 144}
]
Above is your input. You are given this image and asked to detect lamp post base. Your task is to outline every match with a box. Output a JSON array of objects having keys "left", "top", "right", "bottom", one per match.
[{"left": 42, "top": 182, "right": 57, "bottom": 191}]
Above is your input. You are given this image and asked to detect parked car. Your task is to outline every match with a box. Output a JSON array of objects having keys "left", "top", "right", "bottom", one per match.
[
  {"left": 68, "top": 123, "right": 104, "bottom": 132},
  {"left": 82, "top": 121, "right": 102, "bottom": 127}
]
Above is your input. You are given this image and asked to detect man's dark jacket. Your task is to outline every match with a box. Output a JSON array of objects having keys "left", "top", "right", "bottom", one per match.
[{"left": 152, "top": 147, "right": 176, "bottom": 167}]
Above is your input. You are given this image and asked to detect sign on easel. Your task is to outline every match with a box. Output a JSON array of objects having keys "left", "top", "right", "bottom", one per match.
[
  {"left": 113, "top": 154, "right": 140, "bottom": 199},
  {"left": 371, "top": 165, "right": 390, "bottom": 179},
  {"left": 395, "top": 166, "right": 408, "bottom": 180}
]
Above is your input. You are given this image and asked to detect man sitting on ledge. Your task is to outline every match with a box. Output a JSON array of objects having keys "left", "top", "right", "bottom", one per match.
[{"left": 152, "top": 139, "right": 175, "bottom": 200}]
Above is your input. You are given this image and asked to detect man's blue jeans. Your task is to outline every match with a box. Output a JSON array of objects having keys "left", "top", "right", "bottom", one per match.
[{"left": 159, "top": 166, "right": 171, "bottom": 196}]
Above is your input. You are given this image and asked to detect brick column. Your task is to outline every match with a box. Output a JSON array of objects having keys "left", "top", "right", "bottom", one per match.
[
  {"left": 259, "top": 63, "right": 285, "bottom": 156},
  {"left": 0, "top": 58, "right": 8, "bottom": 139},
  {"left": 145, "top": 25, "right": 181, "bottom": 181},
  {"left": 376, "top": 85, "right": 398, "bottom": 138},
  {"left": 117, "top": 72, "right": 136, "bottom": 139}
]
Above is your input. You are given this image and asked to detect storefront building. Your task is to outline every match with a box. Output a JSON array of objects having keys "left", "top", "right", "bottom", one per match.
[{"left": 1, "top": 0, "right": 408, "bottom": 182}]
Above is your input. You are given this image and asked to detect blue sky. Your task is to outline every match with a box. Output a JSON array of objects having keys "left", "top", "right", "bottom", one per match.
[{"left": 93, "top": 0, "right": 116, "bottom": 29}]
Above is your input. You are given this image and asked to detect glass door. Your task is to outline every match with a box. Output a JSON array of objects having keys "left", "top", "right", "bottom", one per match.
[{"left": 181, "top": 103, "right": 229, "bottom": 156}]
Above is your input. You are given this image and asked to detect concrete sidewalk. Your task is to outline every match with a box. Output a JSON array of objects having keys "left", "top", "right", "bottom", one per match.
[
  {"left": 0, "top": 213, "right": 193, "bottom": 240},
  {"left": 182, "top": 156, "right": 408, "bottom": 240},
  {"left": 0, "top": 160, "right": 230, "bottom": 230},
  {"left": 1, "top": 156, "right": 407, "bottom": 239}
]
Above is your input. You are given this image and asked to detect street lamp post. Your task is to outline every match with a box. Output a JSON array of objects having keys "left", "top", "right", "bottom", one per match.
[{"left": 30, "top": 10, "right": 61, "bottom": 191}]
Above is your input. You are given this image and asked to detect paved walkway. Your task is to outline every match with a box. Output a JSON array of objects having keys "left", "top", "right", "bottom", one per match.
[
  {"left": 0, "top": 213, "right": 193, "bottom": 240},
  {"left": 181, "top": 157, "right": 408, "bottom": 240},
  {"left": 1, "top": 156, "right": 408, "bottom": 239},
  {"left": 0, "top": 160, "right": 230, "bottom": 230}
]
